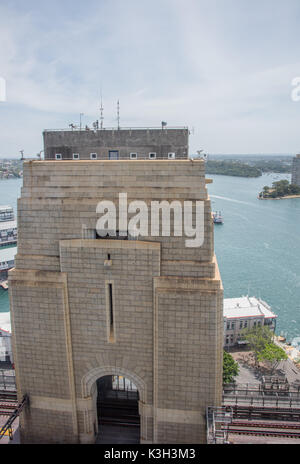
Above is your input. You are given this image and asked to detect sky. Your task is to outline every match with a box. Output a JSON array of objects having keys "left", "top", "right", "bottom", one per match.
[{"left": 0, "top": 0, "right": 300, "bottom": 157}]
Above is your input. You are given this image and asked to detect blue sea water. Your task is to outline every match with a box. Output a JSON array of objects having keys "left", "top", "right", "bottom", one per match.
[
  {"left": 207, "top": 172, "right": 300, "bottom": 343},
  {"left": 0, "top": 173, "right": 299, "bottom": 344}
]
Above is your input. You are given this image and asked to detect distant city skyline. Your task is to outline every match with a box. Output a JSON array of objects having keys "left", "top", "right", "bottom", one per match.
[{"left": 1, "top": 0, "right": 300, "bottom": 157}]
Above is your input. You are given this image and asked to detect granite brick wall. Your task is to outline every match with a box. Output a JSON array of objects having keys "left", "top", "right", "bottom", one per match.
[{"left": 9, "top": 159, "right": 223, "bottom": 444}]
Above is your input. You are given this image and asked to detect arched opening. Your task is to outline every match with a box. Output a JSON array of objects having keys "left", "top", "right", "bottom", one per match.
[{"left": 95, "top": 375, "right": 140, "bottom": 444}]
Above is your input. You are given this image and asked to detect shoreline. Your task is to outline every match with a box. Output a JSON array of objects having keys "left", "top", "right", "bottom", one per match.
[
  {"left": 274, "top": 335, "right": 300, "bottom": 369},
  {"left": 258, "top": 194, "right": 300, "bottom": 200}
]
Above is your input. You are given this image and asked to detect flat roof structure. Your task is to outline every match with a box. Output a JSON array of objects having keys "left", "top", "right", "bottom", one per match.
[
  {"left": 224, "top": 296, "right": 277, "bottom": 320},
  {"left": 0, "top": 221, "right": 17, "bottom": 231},
  {"left": 0, "top": 312, "right": 11, "bottom": 333},
  {"left": 0, "top": 247, "right": 17, "bottom": 264}
]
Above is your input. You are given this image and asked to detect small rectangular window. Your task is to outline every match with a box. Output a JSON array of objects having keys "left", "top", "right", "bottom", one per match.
[
  {"left": 55, "top": 154, "right": 62, "bottom": 160},
  {"left": 149, "top": 152, "right": 156, "bottom": 159},
  {"left": 73, "top": 153, "right": 80, "bottom": 160},
  {"left": 106, "top": 282, "right": 115, "bottom": 343},
  {"left": 109, "top": 150, "right": 119, "bottom": 160},
  {"left": 168, "top": 152, "right": 176, "bottom": 159},
  {"left": 130, "top": 153, "right": 137, "bottom": 159},
  {"left": 90, "top": 153, "right": 97, "bottom": 160}
]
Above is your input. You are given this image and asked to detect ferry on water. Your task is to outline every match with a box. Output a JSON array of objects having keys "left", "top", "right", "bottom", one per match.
[{"left": 212, "top": 211, "right": 224, "bottom": 224}]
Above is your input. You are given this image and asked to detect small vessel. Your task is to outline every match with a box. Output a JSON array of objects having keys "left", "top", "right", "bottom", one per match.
[{"left": 212, "top": 211, "right": 224, "bottom": 224}]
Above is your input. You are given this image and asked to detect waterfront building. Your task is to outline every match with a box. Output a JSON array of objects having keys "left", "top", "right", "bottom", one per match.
[
  {"left": 9, "top": 125, "right": 223, "bottom": 444},
  {"left": 0, "top": 220, "right": 17, "bottom": 248},
  {"left": 0, "top": 247, "right": 16, "bottom": 281},
  {"left": 223, "top": 296, "right": 277, "bottom": 348},
  {"left": 0, "top": 313, "right": 12, "bottom": 363},
  {"left": 0, "top": 206, "right": 14, "bottom": 222},
  {"left": 291, "top": 154, "right": 300, "bottom": 187},
  {"left": 0, "top": 205, "right": 17, "bottom": 248}
]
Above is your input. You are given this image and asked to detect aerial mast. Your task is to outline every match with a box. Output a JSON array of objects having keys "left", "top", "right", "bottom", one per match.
[
  {"left": 100, "top": 90, "right": 104, "bottom": 130},
  {"left": 117, "top": 100, "right": 120, "bottom": 130}
]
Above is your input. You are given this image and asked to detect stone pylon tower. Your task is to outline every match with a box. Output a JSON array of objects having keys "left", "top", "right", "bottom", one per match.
[{"left": 9, "top": 128, "right": 223, "bottom": 444}]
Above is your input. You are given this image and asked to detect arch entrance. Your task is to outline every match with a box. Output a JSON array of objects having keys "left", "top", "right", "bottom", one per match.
[
  {"left": 96, "top": 375, "right": 140, "bottom": 443},
  {"left": 81, "top": 366, "right": 148, "bottom": 444}
]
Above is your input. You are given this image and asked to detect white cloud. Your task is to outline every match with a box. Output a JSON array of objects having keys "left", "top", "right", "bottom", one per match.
[{"left": 0, "top": 0, "right": 300, "bottom": 156}]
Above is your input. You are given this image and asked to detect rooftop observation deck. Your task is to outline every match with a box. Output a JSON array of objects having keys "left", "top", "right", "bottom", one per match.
[
  {"left": 43, "top": 126, "right": 190, "bottom": 160},
  {"left": 43, "top": 126, "right": 189, "bottom": 132}
]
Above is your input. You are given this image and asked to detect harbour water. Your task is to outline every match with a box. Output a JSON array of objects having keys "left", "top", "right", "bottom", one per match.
[
  {"left": 207, "top": 172, "right": 300, "bottom": 343},
  {"left": 0, "top": 173, "right": 299, "bottom": 344}
]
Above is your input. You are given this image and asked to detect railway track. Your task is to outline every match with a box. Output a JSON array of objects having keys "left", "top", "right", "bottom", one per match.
[
  {"left": 230, "top": 420, "right": 300, "bottom": 430},
  {"left": 228, "top": 428, "right": 300, "bottom": 439},
  {"left": 0, "top": 403, "right": 18, "bottom": 416},
  {"left": 0, "top": 391, "right": 17, "bottom": 401},
  {"left": 224, "top": 417, "right": 300, "bottom": 439},
  {"left": 100, "top": 416, "right": 140, "bottom": 427},
  {"left": 229, "top": 405, "right": 300, "bottom": 421},
  {"left": 98, "top": 398, "right": 140, "bottom": 428},
  {"left": 0, "top": 391, "right": 18, "bottom": 416}
]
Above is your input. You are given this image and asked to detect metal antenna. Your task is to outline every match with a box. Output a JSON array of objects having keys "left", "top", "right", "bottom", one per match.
[
  {"left": 117, "top": 100, "right": 120, "bottom": 130},
  {"left": 100, "top": 89, "right": 104, "bottom": 130},
  {"left": 79, "top": 113, "right": 84, "bottom": 131}
]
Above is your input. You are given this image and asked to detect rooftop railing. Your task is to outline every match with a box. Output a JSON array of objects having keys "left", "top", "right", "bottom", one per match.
[{"left": 43, "top": 126, "right": 189, "bottom": 133}]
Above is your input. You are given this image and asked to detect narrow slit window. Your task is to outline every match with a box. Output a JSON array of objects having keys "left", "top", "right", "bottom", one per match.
[
  {"left": 107, "top": 282, "right": 115, "bottom": 342},
  {"left": 109, "top": 284, "right": 113, "bottom": 326}
]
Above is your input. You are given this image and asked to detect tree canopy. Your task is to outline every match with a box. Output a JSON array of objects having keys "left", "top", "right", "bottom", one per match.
[
  {"left": 223, "top": 350, "right": 239, "bottom": 384},
  {"left": 241, "top": 326, "right": 287, "bottom": 370},
  {"left": 259, "top": 179, "right": 300, "bottom": 198}
]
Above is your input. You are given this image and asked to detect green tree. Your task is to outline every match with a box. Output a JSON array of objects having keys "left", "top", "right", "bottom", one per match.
[
  {"left": 289, "top": 183, "right": 300, "bottom": 195},
  {"left": 257, "top": 342, "right": 287, "bottom": 373},
  {"left": 223, "top": 350, "right": 239, "bottom": 384},
  {"left": 241, "top": 326, "right": 274, "bottom": 366}
]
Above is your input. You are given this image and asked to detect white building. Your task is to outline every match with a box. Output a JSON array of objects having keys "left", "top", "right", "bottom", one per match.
[
  {"left": 0, "top": 246, "right": 17, "bottom": 281},
  {"left": 0, "top": 220, "right": 17, "bottom": 247},
  {"left": 0, "top": 312, "right": 12, "bottom": 363},
  {"left": 223, "top": 296, "right": 277, "bottom": 348}
]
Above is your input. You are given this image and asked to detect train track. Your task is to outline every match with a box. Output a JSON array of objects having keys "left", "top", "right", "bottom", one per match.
[
  {"left": 228, "top": 428, "right": 300, "bottom": 439},
  {"left": 0, "top": 391, "right": 17, "bottom": 401},
  {"left": 229, "top": 405, "right": 300, "bottom": 421},
  {"left": 100, "top": 416, "right": 140, "bottom": 427},
  {"left": 230, "top": 420, "right": 300, "bottom": 430},
  {"left": 0, "top": 403, "right": 18, "bottom": 416},
  {"left": 0, "top": 391, "right": 18, "bottom": 416}
]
